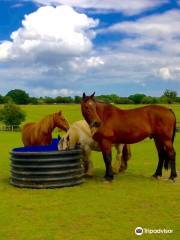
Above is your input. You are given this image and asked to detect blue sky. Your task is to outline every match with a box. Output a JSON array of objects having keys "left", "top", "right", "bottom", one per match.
[{"left": 0, "top": 0, "right": 180, "bottom": 97}]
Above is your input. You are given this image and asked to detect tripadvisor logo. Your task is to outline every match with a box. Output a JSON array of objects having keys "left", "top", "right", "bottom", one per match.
[
  {"left": 135, "top": 227, "right": 143, "bottom": 236},
  {"left": 135, "top": 227, "right": 173, "bottom": 236}
]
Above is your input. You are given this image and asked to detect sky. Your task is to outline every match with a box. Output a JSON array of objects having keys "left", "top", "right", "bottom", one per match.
[{"left": 0, "top": 0, "right": 180, "bottom": 97}]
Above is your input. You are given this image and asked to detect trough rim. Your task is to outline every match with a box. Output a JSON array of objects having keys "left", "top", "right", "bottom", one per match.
[{"left": 10, "top": 148, "right": 81, "bottom": 156}]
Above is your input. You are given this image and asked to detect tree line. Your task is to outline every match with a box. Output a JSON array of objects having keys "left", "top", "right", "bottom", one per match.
[{"left": 0, "top": 89, "right": 179, "bottom": 105}]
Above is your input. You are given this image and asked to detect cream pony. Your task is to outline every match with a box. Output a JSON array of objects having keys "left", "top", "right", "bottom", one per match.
[{"left": 58, "top": 120, "right": 131, "bottom": 176}]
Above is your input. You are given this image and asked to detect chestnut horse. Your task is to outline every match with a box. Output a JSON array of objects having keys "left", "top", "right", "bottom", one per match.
[
  {"left": 22, "top": 111, "right": 69, "bottom": 146},
  {"left": 81, "top": 93, "right": 177, "bottom": 181}
]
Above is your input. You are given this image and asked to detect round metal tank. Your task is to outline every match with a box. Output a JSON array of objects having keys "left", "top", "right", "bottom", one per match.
[{"left": 10, "top": 148, "right": 84, "bottom": 189}]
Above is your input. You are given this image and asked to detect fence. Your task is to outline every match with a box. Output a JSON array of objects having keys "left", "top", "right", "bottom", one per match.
[
  {"left": 177, "top": 122, "right": 180, "bottom": 132},
  {"left": 0, "top": 125, "right": 20, "bottom": 132},
  {"left": 0, "top": 123, "right": 179, "bottom": 132}
]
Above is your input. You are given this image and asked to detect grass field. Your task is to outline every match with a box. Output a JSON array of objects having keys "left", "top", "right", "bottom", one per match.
[{"left": 0, "top": 104, "right": 179, "bottom": 240}]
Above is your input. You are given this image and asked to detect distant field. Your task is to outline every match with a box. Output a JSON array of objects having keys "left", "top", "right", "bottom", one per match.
[{"left": 0, "top": 104, "right": 179, "bottom": 240}]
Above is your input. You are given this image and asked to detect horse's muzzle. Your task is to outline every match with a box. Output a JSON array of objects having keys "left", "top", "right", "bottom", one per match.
[{"left": 90, "top": 120, "right": 101, "bottom": 128}]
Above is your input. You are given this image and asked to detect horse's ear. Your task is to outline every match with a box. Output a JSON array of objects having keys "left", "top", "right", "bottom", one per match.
[
  {"left": 90, "top": 92, "right": 95, "bottom": 98},
  {"left": 82, "top": 92, "right": 86, "bottom": 99}
]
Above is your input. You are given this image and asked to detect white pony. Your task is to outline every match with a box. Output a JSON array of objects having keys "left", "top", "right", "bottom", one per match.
[{"left": 58, "top": 120, "right": 131, "bottom": 177}]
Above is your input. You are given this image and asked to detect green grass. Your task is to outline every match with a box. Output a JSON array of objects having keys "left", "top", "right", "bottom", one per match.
[{"left": 0, "top": 104, "right": 180, "bottom": 240}]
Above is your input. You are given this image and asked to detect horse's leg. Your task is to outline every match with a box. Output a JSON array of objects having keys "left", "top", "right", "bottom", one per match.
[
  {"left": 84, "top": 149, "right": 94, "bottom": 177},
  {"left": 99, "top": 139, "right": 113, "bottom": 181},
  {"left": 112, "top": 144, "right": 122, "bottom": 174},
  {"left": 153, "top": 138, "right": 166, "bottom": 178},
  {"left": 163, "top": 140, "right": 177, "bottom": 180},
  {"left": 119, "top": 144, "right": 131, "bottom": 172}
]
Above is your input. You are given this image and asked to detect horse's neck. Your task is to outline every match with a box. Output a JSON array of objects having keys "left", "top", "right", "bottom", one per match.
[
  {"left": 96, "top": 102, "right": 109, "bottom": 120},
  {"left": 39, "top": 115, "right": 55, "bottom": 134}
]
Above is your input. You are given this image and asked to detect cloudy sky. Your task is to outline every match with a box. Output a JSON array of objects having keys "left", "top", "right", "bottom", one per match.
[{"left": 0, "top": 0, "right": 180, "bottom": 97}]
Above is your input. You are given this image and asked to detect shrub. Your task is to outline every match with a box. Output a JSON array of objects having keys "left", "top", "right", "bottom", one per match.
[{"left": 0, "top": 103, "right": 26, "bottom": 126}]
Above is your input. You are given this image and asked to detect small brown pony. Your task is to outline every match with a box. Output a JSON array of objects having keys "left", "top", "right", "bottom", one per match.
[
  {"left": 22, "top": 111, "right": 69, "bottom": 146},
  {"left": 81, "top": 92, "right": 177, "bottom": 181}
]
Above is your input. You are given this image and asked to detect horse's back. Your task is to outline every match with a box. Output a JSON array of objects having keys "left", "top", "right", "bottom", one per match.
[
  {"left": 72, "top": 120, "right": 92, "bottom": 136},
  {"left": 97, "top": 104, "right": 176, "bottom": 143},
  {"left": 22, "top": 122, "right": 36, "bottom": 146},
  {"left": 145, "top": 105, "right": 176, "bottom": 138}
]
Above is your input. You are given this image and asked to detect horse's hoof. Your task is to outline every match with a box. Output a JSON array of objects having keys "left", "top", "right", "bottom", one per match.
[
  {"left": 152, "top": 174, "right": 160, "bottom": 179},
  {"left": 169, "top": 174, "right": 177, "bottom": 182},
  {"left": 119, "top": 168, "right": 125, "bottom": 173},
  {"left": 104, "top": 175, "right": 114, "bottom": 182},
  {"left": 169, "top": 177, "right": 175, "bottom": 182},
  {"left": 84, "top": 173, "right": 94, "bottom": 178}
]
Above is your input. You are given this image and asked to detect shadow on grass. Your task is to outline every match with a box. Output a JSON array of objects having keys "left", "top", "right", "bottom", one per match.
[{"left": 84, "top": 168, "right": 180, "bottom": 184}]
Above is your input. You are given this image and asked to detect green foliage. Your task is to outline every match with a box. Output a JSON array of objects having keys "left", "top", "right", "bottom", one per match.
[
  {"left": 6, "top": 89, "right": 30, "bottom": 104},
  {"left": 175, "top": 96, "right": 180, "bottom": 103},
  {"left": 0, "top": 95, "right": 4, "bottom": 104},
  {"left": 3, "top": 95, "right": 13, "bottom": 103},
  {"left": 0, "top": 103, "right": 26, "bottom": 126},
  {"left": 128, "top": 93, "right": 146, "bottom": 104},
  {"left": 96, "top": 94, "right": 133, "bottom": 104},
  {"left": 29, "top": 97, "right": 38, "bottom": 105},
  {"left": 0, "top": 89, "right": 179, "bottom": 105},
  {"left": 43, "top": 96, "right": 55, "bottom": 104},
  {"left": 161, "top": 89, "right": 177, "bottom": 104},
  {"left": 141, "top": 96, "right": 159, "bottom": 104},
  {"left": 74, "top": 96, "right": 81, "bottom": 103},
  {"left": 55, "top": 96, "right": 74, "bottom": 103}
]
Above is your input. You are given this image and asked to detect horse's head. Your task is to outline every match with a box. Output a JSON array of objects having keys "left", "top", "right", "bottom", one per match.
[
  {"left": 54, "top": 111, "right": 69, "bottom": 132},
  {"left": 81, "top": 92, "right": 101, "bottom": 128},
  {"left": 58, "top": 134, "right": 70, "bottom": 150},
  {"left": 58, "top": 133, "right": 80, "bottom": 150}
]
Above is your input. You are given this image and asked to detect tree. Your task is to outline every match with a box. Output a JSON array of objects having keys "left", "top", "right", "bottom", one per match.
[
  {"left": 3, "top": 95, "right": 13, "bottom": 103},
  {"left": 0, "top": 103, "right": 26, "bottom": 126},
  {"left": 128, "top": 94, "right": 146, "bottom": 104},
  {"left": 161, "top": 89, "right": 177, "bottom": 104},
  {"left": 74, "top": 96, "right": 81, "bottom": 104},
  {"left": 55, "top": 96, "right": 73, "bottom": 103},
  {"left": 6, "top": 89, "right": 30, "bottom": 104},
  {"left": 43, "top": 97, "right": 55, "bottom": 104},
  {"left": 29, "top": 97, "right": 38, "bottom": 105},
  {"left": 141, "top": 96, "right": 159, "bottom": 104},
  {"left": 0, "top": 95, "right": 4, "bottom": 104},
  {"left": 175, "top": 96, "right": 180, "bottom": 103}
]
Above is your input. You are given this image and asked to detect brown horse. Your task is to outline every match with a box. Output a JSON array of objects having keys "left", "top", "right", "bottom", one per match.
[
  {"left": 22, "top": 111, "right": 69, "bottom": 146},
  {"left": 81, "top": 93, "right": 177, "bottom": 181}
]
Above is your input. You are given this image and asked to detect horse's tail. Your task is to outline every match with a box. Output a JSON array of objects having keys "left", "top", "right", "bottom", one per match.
[
  {"left": 171, "top": 109, "right": 176, "bottom": 144},
  {"left": 122, "top": 144, "right": 131, "bottom": 162},
  {"left": 164, "top": 109, "right": 176, "bottom": 170}
]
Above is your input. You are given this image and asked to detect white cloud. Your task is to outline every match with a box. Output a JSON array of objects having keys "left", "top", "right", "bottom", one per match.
[
  {"left": 0, "top": 5, "right": 179, "bottom": 96},
  {"left": 86, "top": 56, "right": 104, "bottom": 67},
  {"left": 96, "top": 9, "right": 180, "bottom": 84},
  {"left": 0, "top": 5, "right": 98, "bottom": 63},
  {"left": 0, "top": 5, "right": 104, "bottom": 94},
  {"left": 103, "top": 10, "right": 180, "bottom": 54},
  {"left": 31, "top": 87, "right": 80, "bottom": 97},
  {"left": 159, "top": 67, "right": 171, "bottom": 79},
  {"left": 32, "top": 0, "right": 169, "bottom": 15},
  {"left": 158, "top": 66, "right": 180, "bottom": 80}
]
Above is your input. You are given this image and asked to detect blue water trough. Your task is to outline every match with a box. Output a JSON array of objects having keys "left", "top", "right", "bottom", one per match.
[{"left": 10, "top": 139, "right": 84, "bottom": 189}]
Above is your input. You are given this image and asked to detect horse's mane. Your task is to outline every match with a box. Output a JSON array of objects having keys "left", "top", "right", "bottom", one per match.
[
  {"left": 37, "top": 113, "right": 55, "bottom": 134},
  {"left": 95, "top": 99, "right": 120, "bottom": 111}
]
